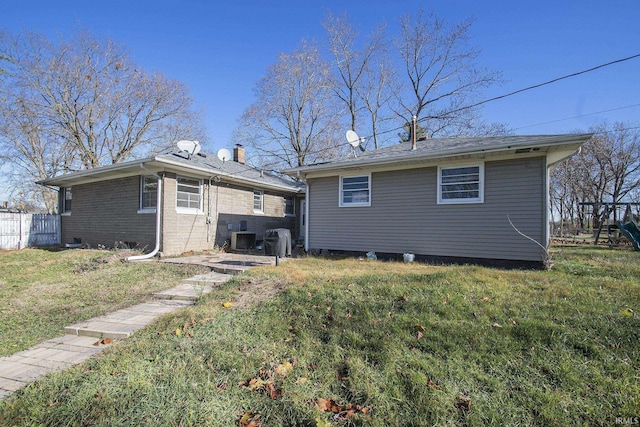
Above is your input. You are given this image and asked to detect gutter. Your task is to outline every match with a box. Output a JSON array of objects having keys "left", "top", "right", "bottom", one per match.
[
  {"left": 127, "top": 164, "right": 162, "bottom": 262},
  {"left": 158, "top": 157, "right": 303, "bottom": 193}
]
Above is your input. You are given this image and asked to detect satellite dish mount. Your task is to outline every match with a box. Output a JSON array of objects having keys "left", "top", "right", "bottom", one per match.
[
  {"left": 177, "top": 140, "right": 201, "bottom": 158},
  {"left": 345, "top": 130, "right": 365, "bottom": 157},
  {"left": 217, "top": 148, "right": 232, "bottom": 164}
]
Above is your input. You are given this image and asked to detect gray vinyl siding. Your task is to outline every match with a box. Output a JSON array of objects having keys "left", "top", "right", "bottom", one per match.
[{"left": 307, "top": 157, "right": 547, "bottom": 262}]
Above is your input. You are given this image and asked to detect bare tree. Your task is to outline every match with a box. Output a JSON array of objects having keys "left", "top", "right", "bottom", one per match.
[
  {"left": 550, "top": 122, "right": 640, "bottom": 233},
  {"left": 323, "top": 13, "right": 391, "bottom": 145},
  {"left": 358, "top": 52, "right": 399, "bottom": 149},
  {"left": 0, "top": 30, "right": 205, "bottom": 210},
  {"left": 235, "top": 40, "right": 342, "bottom": 170},
  {"left": 395, "top": 10, "right": 501, "bottom": 137}
]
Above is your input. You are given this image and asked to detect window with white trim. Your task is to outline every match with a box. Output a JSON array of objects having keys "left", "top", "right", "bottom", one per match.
[
  {"left": 438, "top": 164, "right": 484, "bottom": 204},
  {"left": 340, "top": 175, "right": 370, "bottom": 207},
  {"left": 140, "top": 176, "right": 157, "bottom": 211},
  {"left": 176, "top": 177, "right": 202, "bottom": 212},
  {"left": 253, "top": 190, "right": 264, "bottom": 213},
  {"left": 62, "top": 187, "right": 72, "bottom": 214}
]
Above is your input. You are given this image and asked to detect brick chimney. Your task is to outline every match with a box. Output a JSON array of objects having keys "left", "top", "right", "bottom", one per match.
[{"left": 233, "top": 144, "right": 245, "bottom": 164}]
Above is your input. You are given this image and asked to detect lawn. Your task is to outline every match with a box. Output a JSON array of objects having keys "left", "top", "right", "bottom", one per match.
[
  {"left": 0, "top": 248, "right": 209, "bottom": 356},
  {"left": 1, "top": 245, "right": 639, "bottom": 426}
]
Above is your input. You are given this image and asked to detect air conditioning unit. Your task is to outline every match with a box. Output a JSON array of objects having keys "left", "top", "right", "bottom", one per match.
[{"left": 231, "top": 231, "right": 256, "bottom": 250}]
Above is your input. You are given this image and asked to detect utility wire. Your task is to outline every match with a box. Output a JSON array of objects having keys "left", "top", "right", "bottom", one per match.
[
  {"left": 369, "top": 53, "right": 640, "bottom": 139},
  {"left": 232, "top": 53, "right": 640, "bottom": 164},
  {"left": 514, "top": 104, "right": 640, "bottom": 131}
]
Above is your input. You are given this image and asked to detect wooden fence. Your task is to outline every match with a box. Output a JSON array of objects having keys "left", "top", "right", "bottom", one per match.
[{"left": 0, "top": 213, "right": 61, "bottom": 250}]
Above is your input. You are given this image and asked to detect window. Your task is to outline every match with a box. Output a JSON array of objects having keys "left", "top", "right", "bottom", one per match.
[
  {"left": 284, "top": 196, "right": 295, "bottom": 216},
  {"left": 176, "top": 177, "right": 202, "bottom": 212},
  {"left": 62, "top": 187, "right": 72, "bottom": 214},
  {"left": 253, "top": 190, "right": 264, "bottom": 213},
  {"left": 140, "top": 176, "right": 157, "bottom": 211},
  {"left": 340, "top": 175, "right": 370, "bottom": 207},
  {"left": 438, "top": 164, "right": 484, "bottom": 204}
]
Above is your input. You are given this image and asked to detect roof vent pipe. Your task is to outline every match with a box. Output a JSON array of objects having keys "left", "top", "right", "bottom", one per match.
[{"left": 412, "top": 115, "right": 417, "bottom": 150}]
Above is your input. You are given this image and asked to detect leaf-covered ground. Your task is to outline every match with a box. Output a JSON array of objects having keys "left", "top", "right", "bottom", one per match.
[{"left": 1, "top": 245, "right": 639, "bottom": 426}]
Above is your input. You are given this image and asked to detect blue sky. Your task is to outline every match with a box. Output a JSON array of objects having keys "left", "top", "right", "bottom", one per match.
[{"left": 3, "top": 0, "right": 640, "bottom": 154}]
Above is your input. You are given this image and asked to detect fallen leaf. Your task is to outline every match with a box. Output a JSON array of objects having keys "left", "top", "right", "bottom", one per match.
[
  {"left": 247, "top": 378, "right": 265, "bottom": 392},
  {"left": 491, "top": 323, "right": 502, "bottom": 329},
  {"left": 316, "top": 397, "right": 371, "bottom": 419},
  {"left": 417, "top": 331, "right": 424, "bottom": 340},
  {"left": 258, "top": 367, "right": 270, "bottom": 380},
  {"left": 223, "top": 301, "right": 233, "bottom": 308},
  {"left": 314, "top": 416, "right": 332, "bottom": 427},
  {"left": 316, "top": 397, "right": 332, "bottom": 411},
  {"left": 175, "top": 328, "right": 182, "bottom": 336},
  {"left": 275, "top": 360, "right": 293, "bottom": 376},
  {"left": 265, "top": 382, "right": 282, "bottom": 399},
  {"left": 295, "top": 377, "right": 308, "bottom": 384},
  {"left": 455, "top": 396, "right": 472, "bottom": 413},
  {"left": 238, "top": 411, "right": 261, "bottom": 427},
  {"left": 480, "top": 297, "right": 490, "bottom": 302},
  {"left": 620, "top": 308, "right": 635, "bottom": 317},
  {"left": 415, "top": 324, "right": 426, "bottom": 332},
  {"left": 427, "top": 379, "right": 444, "bottom": 391}
]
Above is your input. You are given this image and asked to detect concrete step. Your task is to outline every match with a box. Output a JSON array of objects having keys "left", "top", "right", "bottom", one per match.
[
  {"left": 152, "top": 283, "right": 212, "bottom": 302},
  {"left": 64, "top": 299, "right": 193, "bottom": 339},
  {"left": 152, "top": 272, "right": 231, "bottom": 301},
  {"left": 209, "top": 264, "right": 251, "bottom": 275},
  {"left": 182, "top": 271, "right": 232, "bottom": 286}
]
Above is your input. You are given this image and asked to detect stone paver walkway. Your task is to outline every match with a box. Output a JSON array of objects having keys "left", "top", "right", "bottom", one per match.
[{"left": 0, "top": 253, "right": 273, "bottom": 401}]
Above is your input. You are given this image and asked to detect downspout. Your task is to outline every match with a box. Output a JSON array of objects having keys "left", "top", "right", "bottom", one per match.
[
  {"left": 304, "top": 179, "right": 310, "bottom": 253},
  {"left": 127, "top": 164, "right": 162, "bottom": 262}
]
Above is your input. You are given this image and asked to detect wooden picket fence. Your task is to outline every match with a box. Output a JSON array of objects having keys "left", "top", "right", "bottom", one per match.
[{"left": 0, "top": 212, "right": 61, "bottom": 250}]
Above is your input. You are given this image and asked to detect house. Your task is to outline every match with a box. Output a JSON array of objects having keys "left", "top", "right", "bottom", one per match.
[
  {"left": 39, "top": 145, "right": 305, "bottom": 257},
  {"left": 284, "top": 134, "right": 592, "bottom": 268}
]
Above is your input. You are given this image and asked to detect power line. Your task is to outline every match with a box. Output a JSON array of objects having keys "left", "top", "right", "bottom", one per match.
[
  {"left": 444, "top": 53, "right": 640, "bottom": 116},
  {"left": 245, "top": 54, "right": 640, "bottom": 163},
  {"left": 514, "top": 104, "right": 640, "bottom": 131},
  {"left": 369, "top": 53, "right": 640, "bottom": 139}
]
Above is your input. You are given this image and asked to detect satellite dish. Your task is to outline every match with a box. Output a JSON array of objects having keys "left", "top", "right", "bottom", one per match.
[
  {"left": 177, "top": 140, "right": 201, "bottom": 156},
  {"left": 346, "top": 130, "right": 360, "bottom": 148},
  {"left": 217, "top": 148, "right": 232, "bottom": 163}
]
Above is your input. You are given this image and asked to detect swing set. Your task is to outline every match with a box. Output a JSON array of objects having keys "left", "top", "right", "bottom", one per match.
[{"left": 578, "top": 202, "right": 640, "bottom": 250}]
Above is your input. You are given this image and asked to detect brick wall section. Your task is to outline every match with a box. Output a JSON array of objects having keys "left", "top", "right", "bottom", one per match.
[
  {"left": 60, "top": 173, "right": 299, "bottom": 256},
  {"left": 213, "top": 182, "right": 296, "bottom": 247},
  {"left": 60, "top": 176, "right": 155, "bottom": 250},
  {"left": 161, "top": 175, "right": 297, "bottom": 256},
  {"left": 160, "top": 173, "right": 212, "bottom": 256}
]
